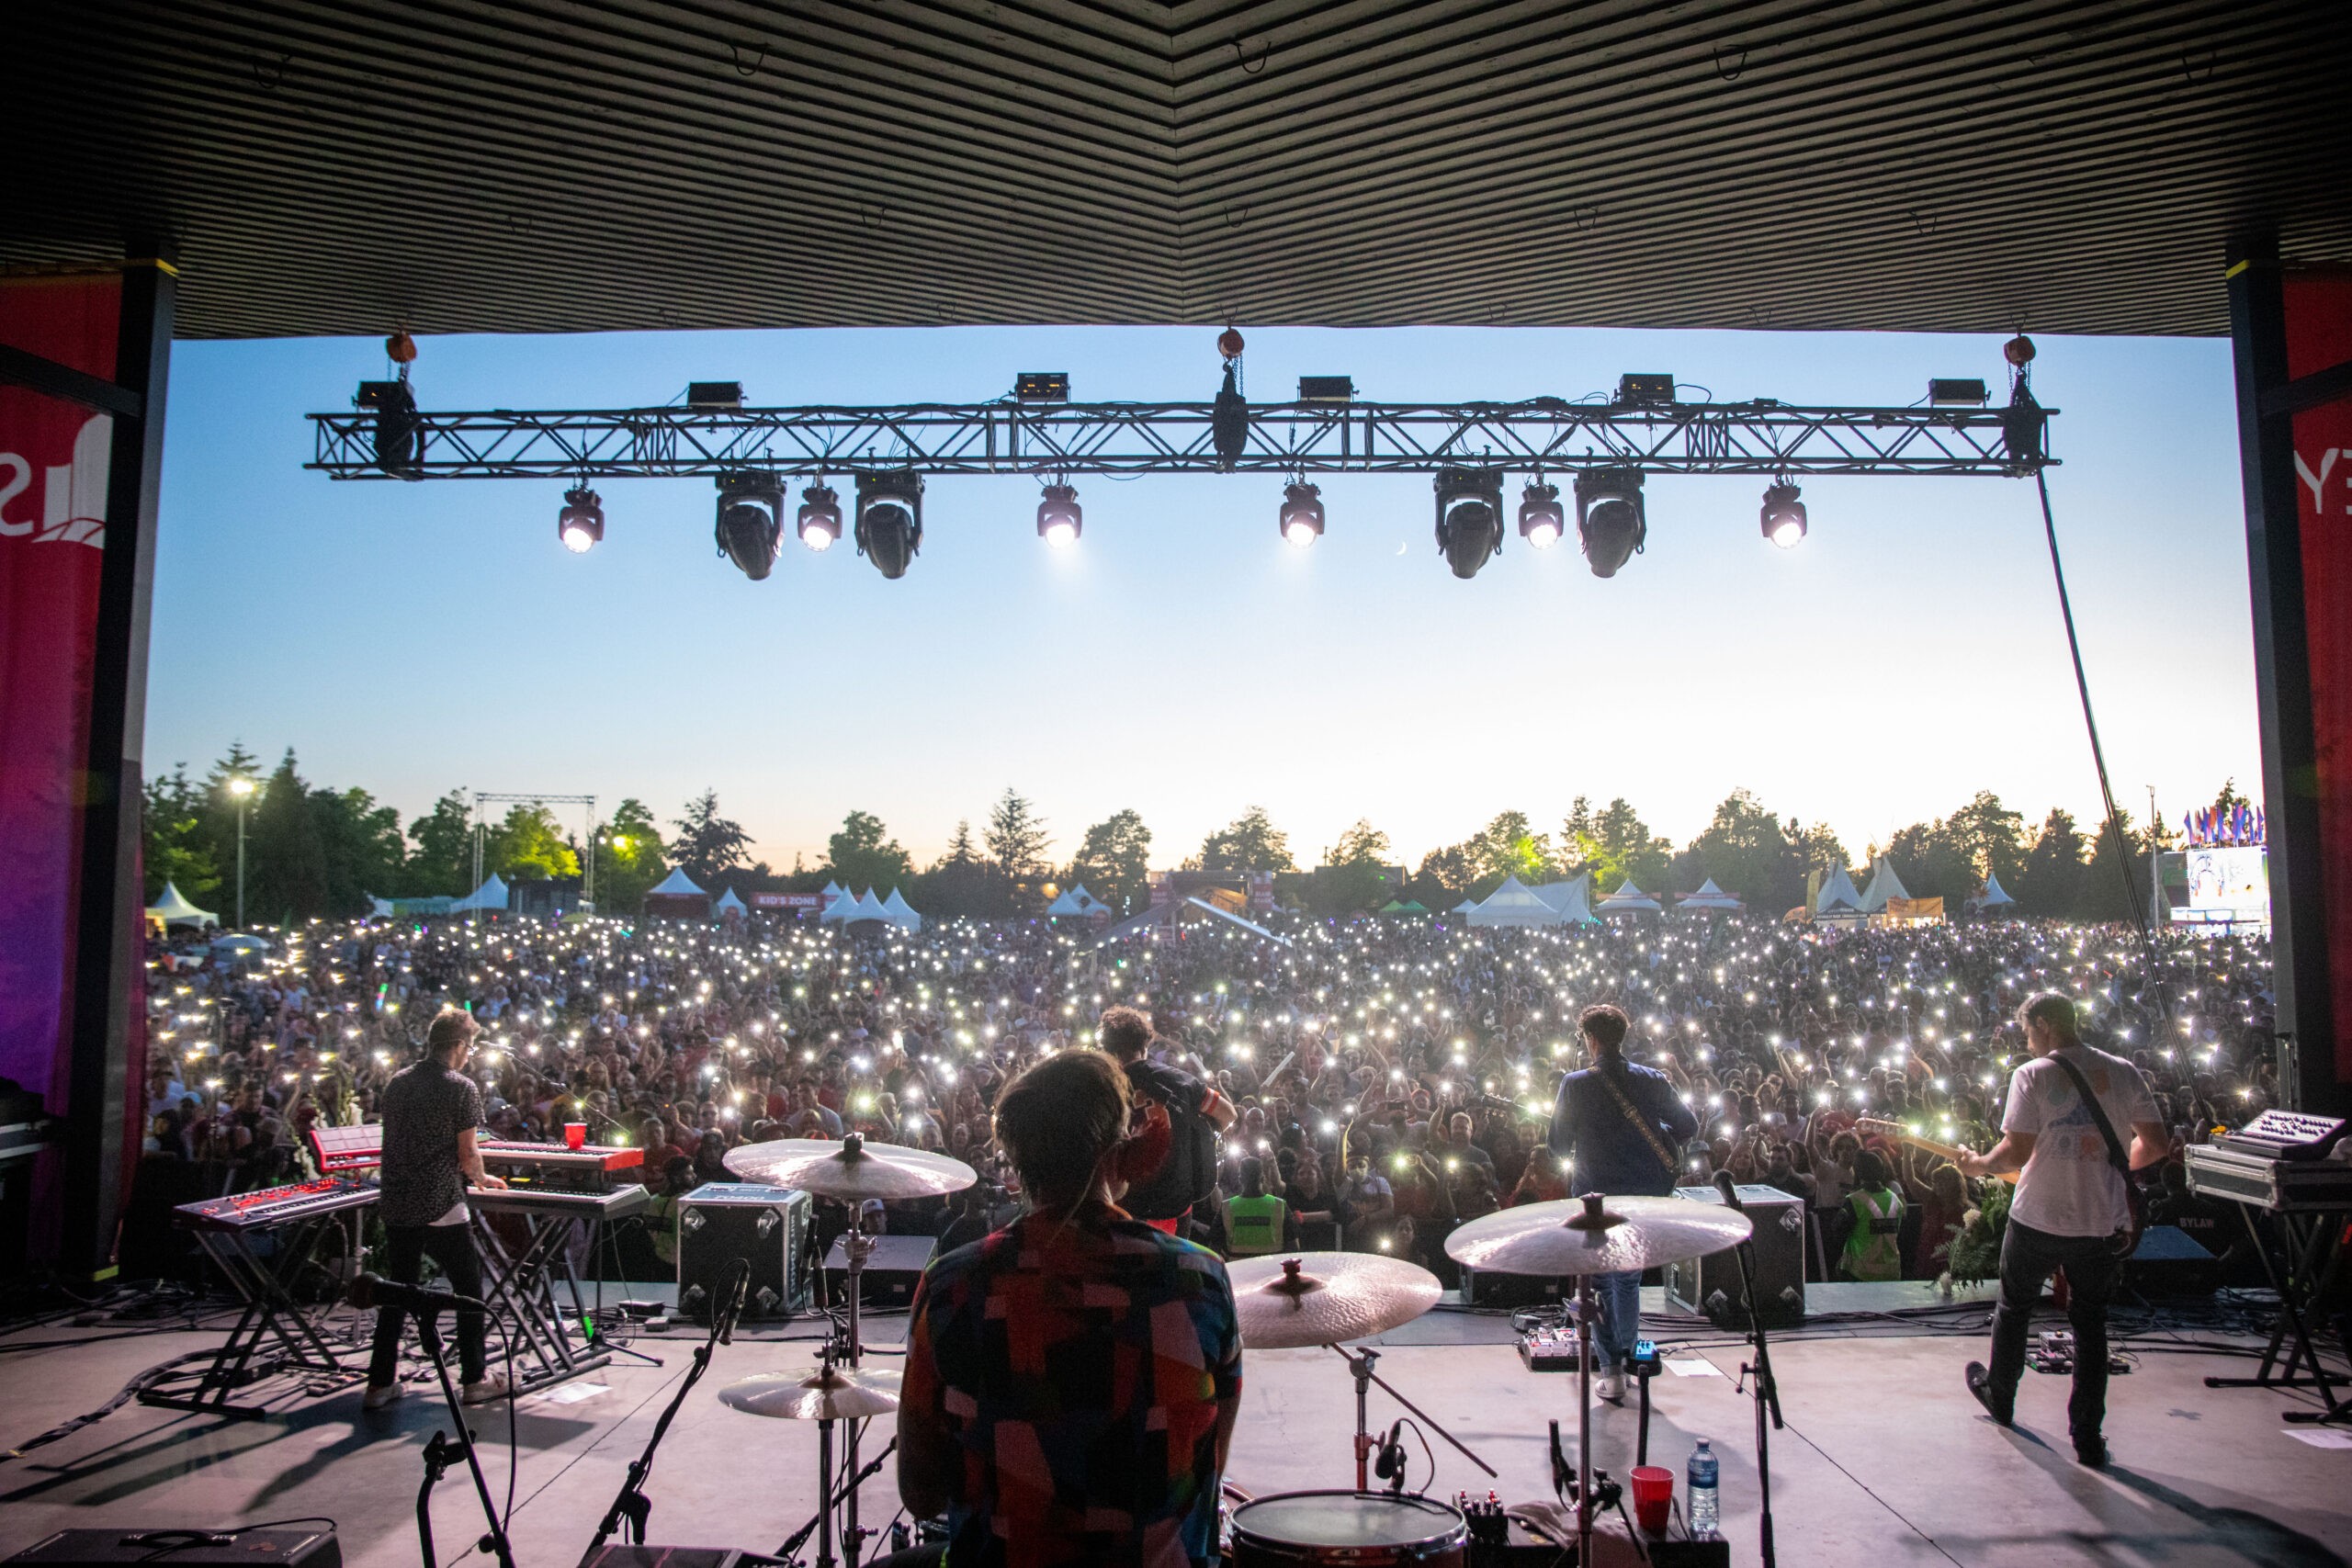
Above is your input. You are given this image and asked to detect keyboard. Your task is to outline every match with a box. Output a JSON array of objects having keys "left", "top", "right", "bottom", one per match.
[
  {"left": 471, "top": 1184, "right": 651, "bottom": 1223},
  {"left": 2212, "top": 1110, "right": 2348, "bottom": 1163},
  {"left": 176, "top": 1178, "right": 379, "bottom": 1232},
  {"left": 479, "top": 1139, "right": 646, "bottom": 1175}
]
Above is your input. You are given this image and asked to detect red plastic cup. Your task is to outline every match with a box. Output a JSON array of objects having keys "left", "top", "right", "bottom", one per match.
[
  {"left": 564, "top": 1122, "right": 588, "bottom": 1151},
  {"left": 1630, "top": 1466, "right": 1674, "bottom": 1536}
]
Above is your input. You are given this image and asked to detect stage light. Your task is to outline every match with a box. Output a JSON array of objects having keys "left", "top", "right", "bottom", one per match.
[
  {"left": 1036, "top": 482, "right": 1082, "bottom": 547},
  {"left": 558, "top": 486, "right": 604, "bottom": 553},
  {"left": 854, "top": 470, "right": 924, "bottom": 579},
  {"left": 1432, "top": 467, "right": 1504, "bottom": 580},
  {"left": 1517, "top": 481, "right": 1565, "bottom": 548},
  {"left": 1279, "top": 481, "right": 1324, "bottom": 547},
  {"left": 1759, "top": 481, "right": 1806, "bottom": 548},
  {"left": 797, "top": 483, "right": 843, "bottom": 551},
  {"left": 1572, "top": 468, "right": 1646, "bottom": 578},
  {"left": 714, "top": 473, "right": 784, "bottom": 579}
]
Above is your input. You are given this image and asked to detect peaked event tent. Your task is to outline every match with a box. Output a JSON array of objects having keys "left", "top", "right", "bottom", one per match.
[
  {"left": 1858, "top": 857, "right": 1912, "bottom": 913},
  {"left": 1047, "top": 885, "right": 1113, "bottom": 919},
  {"left": 1532, "top": 874, "right": 1599, "bottom": 924},
  {"left": 713, "top": 886, "right": 749, "bottom": 918},
  {"left": 1597, "top": 880, "right": 1665, "bottom": 915},
  {"left": 1466, "top": 875, "right": 1565, "bottom": 926},
  {"left": 146, "top": 882, "right": 218, "bottom": 928},
  {"left": 1972, "top": 870, "right": 2018, "bottom": 908},
  {"left": 1677, "top": 878, "right": 1743, "bottom": 912},
  {"left": 1815, "top": 865, "right": 1866, "bottom": 914},
  {"left": 847, "top": 889, "right": 891, "bottom": 922},
  {"left": 880, "top": 888, "right": 923, "bottom": 930},
  {"left": 450, "top": 874, "right": 511, "bottom": 912},
  {"left": 644, "top": 866, "right": 710, "bottom": 919}
]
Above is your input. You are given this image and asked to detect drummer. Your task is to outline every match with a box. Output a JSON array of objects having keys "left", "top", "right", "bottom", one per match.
[
  {"left": 1548, "top": 1004, "right": 1699, "bottom": 1403},
  {"left": 897, "top": 1048, "right": 1242, "bottom": 1567}
]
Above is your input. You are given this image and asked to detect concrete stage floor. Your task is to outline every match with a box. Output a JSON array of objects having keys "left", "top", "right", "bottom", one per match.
[{"left": 1, "top": 1295, "right": 2346, "bottom": 1568}]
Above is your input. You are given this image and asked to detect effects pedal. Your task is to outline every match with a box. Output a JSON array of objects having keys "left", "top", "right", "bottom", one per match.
[{"left": 1517, "top": 1325, "right": 1580, "bottom": 1372}]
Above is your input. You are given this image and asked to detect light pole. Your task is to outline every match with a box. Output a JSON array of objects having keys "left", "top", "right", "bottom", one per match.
[{"left": 227, "top": 775, "right": 256, "bottom": 928}]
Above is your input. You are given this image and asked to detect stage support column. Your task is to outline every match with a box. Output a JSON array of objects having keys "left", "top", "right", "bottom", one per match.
[{"left": 60, "top": 258, "right": 175, "bottom": 1279}]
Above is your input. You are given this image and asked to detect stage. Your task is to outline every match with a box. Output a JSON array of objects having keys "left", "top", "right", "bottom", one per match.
[{"left": 0, "top": 1284, "right": 2345, "bottom": 1568}]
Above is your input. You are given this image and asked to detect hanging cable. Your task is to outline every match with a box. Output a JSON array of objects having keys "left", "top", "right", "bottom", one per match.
[{"left": 2034, "top": 468, "right": 2170, "bottom": 1019}]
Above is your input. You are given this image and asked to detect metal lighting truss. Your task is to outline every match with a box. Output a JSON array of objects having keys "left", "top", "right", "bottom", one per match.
[{"left": 310, "top": 397, "right": 2052, "bottom": 480}]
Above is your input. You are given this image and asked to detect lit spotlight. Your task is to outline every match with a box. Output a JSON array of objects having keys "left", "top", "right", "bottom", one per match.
[
  {"left": 1759, "top": 481, "right": 1806, "bottom": 548},
  {"left": 1572, "top": 468, "right": 1646, "bottom": 578},
  {"left": 1432, "top": 467, "right": 1504, "bottom": 580},
  {"left": 1517, "top": 480, "right": 1564, "bottom": 548},
  {"left": 854, "top": 470, "right": 923, "bottom": 579},
  {"left": 1280, "top": 480, "right": 1324, "bottom": 547},
  {"left": 1036, "top": 482, "right": 1082, "bottom": 547},
  {"left": 797, "top": 483, "right": 843, "bottom": 551},
  {"left": 558, "top": 486, "right": 605, "bottom": 553},
  {"left": 714, "top": 472, "right": 784, "bottom": 581}
]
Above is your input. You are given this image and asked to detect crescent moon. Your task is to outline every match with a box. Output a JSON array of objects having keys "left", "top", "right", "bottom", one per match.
[{"left": 1395, "top": 542, "right": 1408, "bottom": 556}]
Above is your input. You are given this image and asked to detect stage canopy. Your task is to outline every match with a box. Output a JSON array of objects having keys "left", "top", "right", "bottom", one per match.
[
  {"left": 145, "top": 882, "right": 218, "bottom": 929},
  {"left": 1465, "top": 874, "right": 1564, "bottom": 927},
  {"left": 15, "top": 3, "right": 2344, "bottom": 340}
]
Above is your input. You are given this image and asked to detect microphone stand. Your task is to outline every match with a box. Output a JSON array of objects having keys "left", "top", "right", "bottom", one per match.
[
  {"left": 410, "top": 1308, "right": 516, "bottom": 1568},
  {"left": 589, "top": 1260, "right": 748, "bottom": 1553},
  {"left": 1715, "top": 1175, "right": 1781, "bottom": 1568}
]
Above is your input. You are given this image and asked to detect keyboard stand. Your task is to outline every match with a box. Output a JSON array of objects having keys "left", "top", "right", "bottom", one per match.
[
  {"left": 142, "top": 1212, "right": 365, "bottom": 1416},
  {"left": 2202, "top": 1201, "right": 2352, "bottom": 1425},
  {"left": 471, "top": 1209, "right": 612, "bottom": 1394}
]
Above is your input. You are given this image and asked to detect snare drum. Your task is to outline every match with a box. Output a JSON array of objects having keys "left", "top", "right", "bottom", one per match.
[{"left": 1227, "top": 1491, "right": 1468, "bottom": 1566}]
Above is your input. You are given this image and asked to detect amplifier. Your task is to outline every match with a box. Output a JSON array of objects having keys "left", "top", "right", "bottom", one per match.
[
  {"left": 7, "top": 1529, "right": 339, "bottom": 1568},
  {"left": 679, "top": 1184, "right": 811, "bottom": 1323},
  {"left": 1459, "top": 1263, "right": 1576, "bottom": 1309},
  {"left": 1666, "top": 1184, "right": 1806, "bottom": 1330},
  {"left": 2126, "top": 1224, "right": 2218, "bottom": 1297},
  {"left": 824, "top": 1234, "right": 938, "bottom": 1307}
]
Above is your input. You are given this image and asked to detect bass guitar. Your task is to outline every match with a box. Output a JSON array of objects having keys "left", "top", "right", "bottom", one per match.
[{"left": 1855, "top": 1118, "right": 2018, "bottom": 1185}]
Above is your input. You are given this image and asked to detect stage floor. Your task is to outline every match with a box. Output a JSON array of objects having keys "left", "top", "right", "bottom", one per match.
[{"left": 0, "top": 1297, "right": 2346, "bottom": 1568}]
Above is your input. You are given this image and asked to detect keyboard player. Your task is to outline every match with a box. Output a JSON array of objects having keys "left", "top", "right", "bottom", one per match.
[{"left": 362, "top": 1008, "right": 511, "bottom": 1412}]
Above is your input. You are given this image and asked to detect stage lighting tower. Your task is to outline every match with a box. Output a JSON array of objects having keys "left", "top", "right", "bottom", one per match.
[
  {"left": 1759, "top": 481, "right": 1807, "bottom": 548},
  {"left": 714, "top": 472, "right": 785, "bottom": 581},
  {"left": 797, "top": 483, "right": 843, "bottom": 551},
  {"left": 1036, "top": 482, "right": 1082, "bottom": 547},
  {"left": 558, "top": 486, "right": 605, "bottom": 553},
  {"left": 1572, "top": 468, "right": 1646, "bottom": 578},
  {"left": 1432, "top": 467, "right": 1504, "bottom": 580},
  {"left": 1279, "top": 481, "right": 1325, "bottom": 547},
  {"left": 1517, "top": 480, "right": 1565, "bottom": 548},
  {"left": 854, "top": 471, "right": 925, "bottom": 579}
]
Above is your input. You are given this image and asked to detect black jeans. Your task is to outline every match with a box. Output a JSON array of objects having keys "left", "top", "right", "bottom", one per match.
[
  {"left": 1986, "top": 1216, "right": 2120, "bottom": 1441},
  {"left": 368, "top": 1223, "right": 489, "bottom": 1386}
]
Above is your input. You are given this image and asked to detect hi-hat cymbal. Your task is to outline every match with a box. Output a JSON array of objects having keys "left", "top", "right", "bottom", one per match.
[
  {"left": 1227, "top": 1252, "right": 1442, "bottom": 1349},
  {"left": 1445, "top": 1193, "right": 1752, "bottom": 1277},
  {"left": 717, "top": 1365, "right": 903, "bottom": 1421},
  {"left": 723, "top": 1133, "right": 977, "bottom": 1201}
]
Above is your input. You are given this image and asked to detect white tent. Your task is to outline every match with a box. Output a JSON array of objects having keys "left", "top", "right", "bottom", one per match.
[
  {"left": 1532, "top": 874, "right": 1599, "bottom": 924},
  {"left": 820, "top": 886, "right": 855, "bottom": 922},
  {"left": 1971, "top": 869, "right": 2018, "bottom": 909},
  {"left": 451, "top": 873, "right": 512, "bottom": 912},
  {"left": 847, "top": 888, "right": 890, "bottom": 923},
  {"left": 1597, "top": 879, "right": 1664, "bottom": 915},
  {"left": 1451, "top": 898, "right": 1478, "bottom": 913},
  {"left": 880, "top": 888, "right": 923, "bottom": 931},
  {"left": 713, "top": 886, "right": 749, "bottom": 918},
  {"left": 1858, "top": 856, "right": 1911, "bottom": 913},
  {"left": 820, "top": 880, "right": 845, "bottom": 902},
  {"left": 1047, "top": 884, "right": 1113, "bottom": 919},
  {"left": 1466, "top": 874, "right": 1564, "bottom": 926},
  {"left": 146, "top": 882, "right": 219, "bottom": 929},
  {"left": 1676, "top": 878, "right": 1743, "bottom": 912},
  {"left": 648, "top": 867, "right": 706, "bottom": 899},
  {"left": 1815, "top": 864, "right": 1865, "bottom": 914}
]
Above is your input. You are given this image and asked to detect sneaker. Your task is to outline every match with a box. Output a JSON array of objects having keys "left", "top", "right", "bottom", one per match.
[
  {"left": 1963, "top": 1361, "right": 2011, "bottom": 1427},
  {"left": 1594, "top": 1371, "right": 1625, "bottom": 1403},
  {"left": 2074, "top": 1434, "right": 2109, "bottom": 1468},
  {"left": 459, "top": 1373, "right": 511, "bottom": 1405},
  {"left": 361, "top": 1382, "right": 406, "bottom": 1411}
]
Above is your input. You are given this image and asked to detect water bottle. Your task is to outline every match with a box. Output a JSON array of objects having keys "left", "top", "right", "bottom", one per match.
[{"left": 1687, "top": 1438, "right": 1720, "bottom": 1539}]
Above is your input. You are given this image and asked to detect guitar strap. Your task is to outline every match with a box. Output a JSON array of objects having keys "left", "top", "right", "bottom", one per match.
[
  {"left": 1593, "top": 1062, "right": 1679, "bottom": 1179},
  {"left": 2047, "top": 1050, "right": 2132, "bottom": 1179}
]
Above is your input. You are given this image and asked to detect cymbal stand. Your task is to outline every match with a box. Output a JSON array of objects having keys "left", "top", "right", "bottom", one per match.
[
  {"left": 1327, "top": 1344, "right": 1497, "bottom": 1491},
  {"left": 1724, "top": 1236, "right": 1782, "bottom": 1568},
  {"left": 833, "top": 1195, "right": 876, "bottom": 1568}
]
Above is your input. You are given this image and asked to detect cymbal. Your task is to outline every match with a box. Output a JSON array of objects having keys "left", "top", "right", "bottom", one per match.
[
  {"left": 717, "top": 1365, "right": 902, "bottom": 1421},
  {"left": 1445, "top": 1193, "right": 1751, "bottom": 1277},
  {"left": 723, "top": 1133, "right": 977, "bottom": 1201},
  {"left": 1227, "top": 1252, "right": 1442, "bottom": 1349}
]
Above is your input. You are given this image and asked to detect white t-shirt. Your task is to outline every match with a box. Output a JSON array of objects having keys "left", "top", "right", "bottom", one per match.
[{"left": 2001, "top": 1044, "right": 2158, "bottom": 1238}]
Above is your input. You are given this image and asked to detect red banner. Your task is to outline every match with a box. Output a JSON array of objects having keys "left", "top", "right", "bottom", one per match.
[
  {"left": 2285, "top": 269, "right": 2352, "bottom": 1080},
  {"left": 0, "top": 274, "right": 118, "bottom": 1127}
]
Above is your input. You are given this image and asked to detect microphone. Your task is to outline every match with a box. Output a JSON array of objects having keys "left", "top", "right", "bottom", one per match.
[
  {"left": 718, "top": 1258, "right": 752, "bottom": 1346},
  {"left": 1713, "top": 1170, "right": 1746, "bottom": 1213},
  {"left": 350, "top": 1271, "right": 489, "bottom": 1314},
  {"left": 1548, "top": 1418, "right": 1569, "bottom": 1496},
  {"left": 1373, "top": 1418, "right": 1406, "bottom": 1481}
]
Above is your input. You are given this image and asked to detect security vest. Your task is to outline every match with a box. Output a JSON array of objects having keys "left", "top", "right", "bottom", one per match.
[
  {"left": 1226, "top": 1193, "right": 1288, "bottom": 1256},
  {"left": 1842, "top": 1187, "right": 1905, "bottom": 1281}
]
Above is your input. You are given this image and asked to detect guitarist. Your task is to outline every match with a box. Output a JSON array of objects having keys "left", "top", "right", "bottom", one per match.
[{"left": 1958, "top": 991, "right": 2165, "bottom": 1468}]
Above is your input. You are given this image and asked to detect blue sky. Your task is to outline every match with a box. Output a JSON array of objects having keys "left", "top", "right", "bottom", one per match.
[{"left": 148, "top": 322, "right": 2257, "bottom": 875}]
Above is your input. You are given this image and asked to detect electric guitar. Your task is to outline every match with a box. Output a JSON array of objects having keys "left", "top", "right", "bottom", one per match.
[
  {"left": 1855, "top": 1118, "right": 2018, "bottom": 1185},
  {"left": 1859, "top": 1116, "right": 2143, "bottom": 1258}
]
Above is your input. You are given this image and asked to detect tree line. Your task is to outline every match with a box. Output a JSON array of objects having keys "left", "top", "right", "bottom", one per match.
[{"left": 142, "top": 742, "right": 2245, "bottom": 926}]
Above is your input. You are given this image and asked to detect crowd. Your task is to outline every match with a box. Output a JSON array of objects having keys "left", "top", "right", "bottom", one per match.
[{"left": 138, "top": 908, "right": 2278, "bottom": 1287}]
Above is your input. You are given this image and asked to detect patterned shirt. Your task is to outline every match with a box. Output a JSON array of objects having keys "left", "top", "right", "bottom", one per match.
[
  {"left": 378, "top": 1060, "right": 484, "bottom": 1228},
  {"left": 901, "top": 1208, "right": 1242, "bottom": 1568}
]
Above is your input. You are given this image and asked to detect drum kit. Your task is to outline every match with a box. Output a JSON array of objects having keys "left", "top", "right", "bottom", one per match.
[{"left": 704, "top": 1129, "right": 1751, "bottom": 1568}]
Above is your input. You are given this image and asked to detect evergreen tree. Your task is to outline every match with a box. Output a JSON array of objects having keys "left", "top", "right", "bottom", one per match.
[
  {"left": 1069, "top": 808, "right": 1154, "bottom": 911},
  {"left": 2018, "top": 808, "right": 2087, "bottom": 917},
  {"left": 985, "top": 788, "right": 1052, "bottom": 880},
  {"left": 244, "top": 750, "right": 327, "bottom": 923},
  {"left": 920, "top": 819, "right": 999, "bottom": 918},
  {"left": 672, "top": 789, "right": 752, "bottom": 885},
  {"left": 406, "top": 790, "right": 475, "bottom": 896},
  {"left": 1564, "top": 797, "right": 1671, "bottom": 892},
  {"left": 1195, "top": 805, "right": 1295, "bottom": 872},
  {"left": 142, "top": 764, "right": 221, "bottom": 905},
  {"left": 827, "top": 809, "right": 915, "bottom": 894},
  {"left": 1687, "top": 789, "right": 1800, "bottom": 907},
  {"left": 312, "top": 785, "right": 406, "bottom": 914}
]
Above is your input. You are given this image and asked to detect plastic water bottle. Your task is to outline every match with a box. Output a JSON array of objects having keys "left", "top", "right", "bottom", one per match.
[{"left": 1687, "top": 1438, "right": 1720, "bottom": 1539}]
